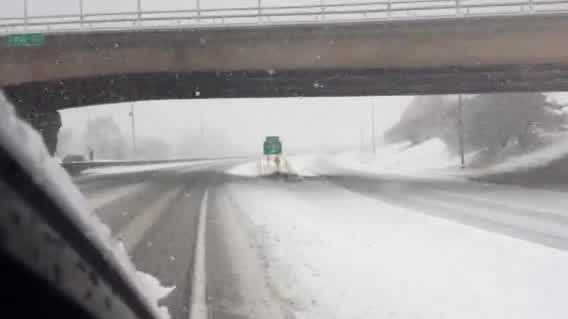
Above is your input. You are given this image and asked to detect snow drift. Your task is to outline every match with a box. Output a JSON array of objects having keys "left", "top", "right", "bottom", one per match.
[{"left": 227, "top": 155, "right": 318, "bottom": 177}]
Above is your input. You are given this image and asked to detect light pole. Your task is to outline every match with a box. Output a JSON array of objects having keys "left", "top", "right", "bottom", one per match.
[
  {"left": 23, "top": 0, "right": 29, "bottom": 29},
  {"left": 258, "top": 0, "right": 262, "bottom": 23},
  {"left": 137, "top": 0, "right": 142, "bottom": 23},
  {"left": 87, "top": 109, "right": 92, "bottom": 159},
  {"left": 457, "top": 94, "right": 465, "bottom": 169},
  {"left": 129, "top": 103, "right": 137, "bottom": 157},
  {"left": 199, "top": 108, "right": 204, "bottom": 139},
  {"left": 371, "top": 103, "right": 376, "bottom": 155},
  {"left": 360, "top": 126, "right": 364, "bottom": 153},
  {"left": 79, "top": 0, "right": 84, "bottom": 27},
  {"left": 196, "top": 0, "right": 201, "bottom": 21}
]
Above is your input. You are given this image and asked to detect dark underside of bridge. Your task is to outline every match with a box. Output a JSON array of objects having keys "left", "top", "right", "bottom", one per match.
[{"left": 6, "top": 63, "right": 568, "bottom": 112}]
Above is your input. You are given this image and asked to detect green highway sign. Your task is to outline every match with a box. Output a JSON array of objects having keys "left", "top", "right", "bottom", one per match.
[
  {"left": 263, "top": 136, "right": 282, "bottom": 155},
  {"left": 6, "top": 33, "right": 45, "bottom": 47}
]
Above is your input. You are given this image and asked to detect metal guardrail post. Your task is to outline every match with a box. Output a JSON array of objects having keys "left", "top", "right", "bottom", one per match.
[
  {"left": 320, "top": 0, "right": 325, "bottom": 20},
  {"left": 387, "top": 0, "right": 392, "bottom": 18},
  {"left": 529, "top": 0, "right": 534, "bottom": 12}
]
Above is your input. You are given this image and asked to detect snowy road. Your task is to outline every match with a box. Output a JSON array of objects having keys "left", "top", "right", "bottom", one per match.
[
  {"left": 328, "top": 174, "right": 568, "bottom": 250},
  {"left": 75, "top": 160, "right": 568, "bottom": 319}
]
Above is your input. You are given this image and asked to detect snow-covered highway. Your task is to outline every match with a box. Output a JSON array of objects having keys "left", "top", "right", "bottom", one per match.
[{"left": 75, "top": 157, "right": 568, "bottom": 319}]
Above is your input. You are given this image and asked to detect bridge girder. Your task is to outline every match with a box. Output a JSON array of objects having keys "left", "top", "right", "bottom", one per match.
[
  {"left": 2, "top": 13, "right": 568, "bottom": 110},
  {"left": 5, "top": 64, "right": 568, "bottom": 112}
]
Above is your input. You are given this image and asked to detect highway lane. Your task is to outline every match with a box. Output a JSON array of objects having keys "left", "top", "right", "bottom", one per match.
[
  {"left": 327, "top": 174, "right": 568, "bottom": 250},
  {"left": 75, "top": 160, "right": 282, "bottom": 319},
  {"left": 76, "top": 161, "right": 230, "bottom": 319},
  {"left": 73, "top": 160, "right": 568, "bottom": 319}
]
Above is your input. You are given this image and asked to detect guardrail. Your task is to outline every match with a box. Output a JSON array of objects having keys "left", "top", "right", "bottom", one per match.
[
  {"left": 2, "top": 0, "right": 568, "bottom": 34},
  {"left": 61, "top": 157, "right": 247, "bottom": 176}
]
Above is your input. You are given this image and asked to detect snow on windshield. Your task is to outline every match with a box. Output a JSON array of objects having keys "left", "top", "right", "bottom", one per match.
[{"left": 0, "top": 92, "right": 174, "bottom": 319}]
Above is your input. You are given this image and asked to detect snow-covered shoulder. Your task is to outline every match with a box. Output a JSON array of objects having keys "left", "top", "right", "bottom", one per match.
[
  {"left": 82, "top": 160, "right": 213, "bottom": 176},
  {"left": 319, "top": 138, "right": 466, "bottom": 180},
  {"left": 314, "top": 136, "right": 568, "bottom": 181},
  {"left": 222, "top": 180, "right": 568, "bottom": 319},
  {"left": 226, "top": 154, "right": 319, "bottom": 177},
  {"left": 470, "top": 136, "right": 568, "bottom": 176},
  {"left": 226, "top": 160, "right": 267, "bottom": 177},
  {"left": 0, "top": 92, "right": 173, "bottom": 319}
]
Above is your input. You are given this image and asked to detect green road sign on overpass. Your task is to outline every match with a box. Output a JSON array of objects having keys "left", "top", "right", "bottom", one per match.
[
  {"left": 263, "top": 136, "right": 282, "bottom": 155},
  {"left": 6, "top": 33, "right": 45, "bottom": 47}
]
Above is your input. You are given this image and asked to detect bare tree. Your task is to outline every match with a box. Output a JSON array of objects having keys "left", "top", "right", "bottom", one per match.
[
  {"left": 84, "top": 116, "right": 128, "bottom": 160},
  {"left": 384, "top": 93, "right": 566, "bottom": 165}
]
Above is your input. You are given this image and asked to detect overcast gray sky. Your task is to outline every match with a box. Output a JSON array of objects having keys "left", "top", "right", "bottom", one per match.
[{"left": 61, "top": 96, "right": 412, "bottom": 156}]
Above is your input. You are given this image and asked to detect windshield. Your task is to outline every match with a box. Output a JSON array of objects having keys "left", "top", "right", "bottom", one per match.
[{"left": 2, "top": 1, "right": 568, "bottom": 319}]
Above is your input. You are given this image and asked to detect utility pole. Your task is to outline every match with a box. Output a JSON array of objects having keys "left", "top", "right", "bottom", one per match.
[
  {"left": 199, "top": 108, "right": 204, "bottom": 139},
  {"left": 258, "top": 0, "right": 262, "bottom": 23},
  {"left": 79, "top": 0, "right": 84, "bottom": 27},
  {"left": 360, "top": 126, "right": 364, "bottom": 153},
  {"left": 23, "top": 0, "right": 29, "bottom": 29},
  {"left": 86, "top": 109, "right": 92, "bottom": 159},
  {"left": 196, "top": 0, "right": 201, "bottom": 21},
  {"left": 371, "top": 103, "right": 376, "bottom": 155},
  {"left": 137, "top": 0, "right": 142, "bottom": 23},
  {"left": 129, "top": 103, "right": 137, "bottom": 157},
  {"left": 458, "top": 94, "right": 465, "bottom": 169}
]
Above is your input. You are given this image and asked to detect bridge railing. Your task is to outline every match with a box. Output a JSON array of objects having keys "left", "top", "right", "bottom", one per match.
[{"left": 1, "top": 0, "right": 568, "bottom": 34}]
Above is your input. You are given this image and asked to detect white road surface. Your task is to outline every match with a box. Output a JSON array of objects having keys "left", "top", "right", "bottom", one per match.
[
  {"left": 222, "top": 178, "right": 568, "bottom": 319},
  {"left": 75, "top": 154, "right": 568, "bottom": 319}
]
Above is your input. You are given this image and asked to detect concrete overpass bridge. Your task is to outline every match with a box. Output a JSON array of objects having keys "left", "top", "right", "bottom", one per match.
[{"left": 2, "top": 0, "right": 568, "bottom": 153}]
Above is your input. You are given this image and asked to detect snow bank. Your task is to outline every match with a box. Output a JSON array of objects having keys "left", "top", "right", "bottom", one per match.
[
  {"left": 227, "top": 135, "right": 568, "bottom": 181},
  {"left": 362, "top": 138, "right": 453, "bottom": 170},
  {"left": 286, "top": 154, "right": 319, "bottom": 177},
  {"left": 224, "top": 181, "right": 568, "bottom": 319},
  {"left": 470, "top": 136, "right": 568, "bottom": 176},
  {"left": 226, "top": 155, "right": 319, "bottom": 177},
  {"left": 323, "top": 138, "right": 459, "bottom": 178},
  {"left": 135, "top": 268, "right": 176, "bottom": 307},
  {"left": 227, "top": 161, "right": 268, "bottom": 177},
  {"left": 339, "top": 135, "right": 568, "bottom": 179},
  {"left": 82, "top": 161, "right": 210, "bottom": 176},
  {"left": 0, "top": 92, "right": 173, "bottom": 319}
]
